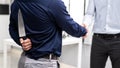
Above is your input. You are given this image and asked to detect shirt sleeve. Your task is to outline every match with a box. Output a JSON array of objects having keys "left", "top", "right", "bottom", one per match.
[
  {"left": 83, "top": 0, "right": 95, "bottom": 28},
  {"left": 9, "top": 2, "right": 21, "bottom": 45},
  {"left": 49, "top": 0, "right": 87, "bottom": 37}
]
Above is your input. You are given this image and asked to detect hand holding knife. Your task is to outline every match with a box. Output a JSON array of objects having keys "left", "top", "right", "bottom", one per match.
[{"left": 18, "top": 9, "right": 32, "bottom": 51}]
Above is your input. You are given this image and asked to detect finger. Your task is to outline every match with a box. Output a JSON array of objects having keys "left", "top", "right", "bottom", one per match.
[
  {"left": 20, "top": 38, "right": 31, "bottom": 43},
  {"left": 21, "top": 38, "right": 32, "bottom": 51},
  {"left": 22, "top": 41, "right": 32, "bottom": 47},
  {"left": 24, "top": 47, "right": 31, "bottom": 51},
  {"left": 23, "top": 45, "right": 32, "bottom": 51},
  {"left": 22, "top": 43, "right": 32, "bottom": 48},
  {"left": 24, "top": 38, "right": 31, "bottom": 42},
  {"left": 23, "top": 39, "right": 31, "bottom": 45},
  {"left": 21, "top": 38, "right": 32, "bottom": 46},
  {"left": 20, "top": 38, "right": 24, "bottom": 44},
  {"left": 23, "top": 46, "right": 30, "bottom": 50}
]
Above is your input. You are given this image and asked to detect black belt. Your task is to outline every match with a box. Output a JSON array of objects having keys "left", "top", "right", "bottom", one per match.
[
  {"left": 41, "top": 54, "right": 58, "bottom": 60},
  {"left": 94, "top": 33, "right": 120, "bottom": 40}
]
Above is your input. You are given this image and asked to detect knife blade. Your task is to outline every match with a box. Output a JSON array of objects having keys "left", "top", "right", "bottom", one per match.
[{"left": 18, "top": 9, "right": 27, "bottom": 40}]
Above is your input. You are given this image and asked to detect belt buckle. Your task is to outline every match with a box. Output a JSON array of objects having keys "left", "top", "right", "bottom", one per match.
[{"left": 49, "top": 54, "right": 58, "bottom": 61}]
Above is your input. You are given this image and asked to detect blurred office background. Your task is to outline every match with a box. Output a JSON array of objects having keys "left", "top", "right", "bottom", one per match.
[{"left": 0, "top": 0, "right": 112, "bottom": 68}]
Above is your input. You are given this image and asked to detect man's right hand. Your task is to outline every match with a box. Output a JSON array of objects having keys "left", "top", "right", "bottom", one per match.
[
  {"left": 20, "top": 38, "right": 32, "bottom": 51},
  {"left": 81, "top": 23, "right": 88, "bottom": 38}
]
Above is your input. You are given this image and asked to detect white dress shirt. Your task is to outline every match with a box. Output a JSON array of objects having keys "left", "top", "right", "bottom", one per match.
[{"left": 83, "top": 0, "right": 120, "bottom": 34}]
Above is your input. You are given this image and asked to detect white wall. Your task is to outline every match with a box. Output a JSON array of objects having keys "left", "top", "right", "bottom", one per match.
[
  {"left": 60, "top": 44, "right": 79, "bottom": 67},
  {"left": 69, "top": 0, "right": 84, "bottom": 24},
  {"left": 0, "top": 15, "right": 10, "bottom": 52},
  {"left": 63, "top": 0, "right": 84, "bottom": 24},
  {"left": 0, "top": 0, "right": 10, "bottom": 4},
  {"left": 61, "top": 0, "right": 85, "bottom": 68}
]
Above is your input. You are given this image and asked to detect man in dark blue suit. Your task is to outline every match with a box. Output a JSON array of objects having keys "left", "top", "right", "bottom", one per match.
[{"left": 9, "top": 0, "right": 87, "bottom": 68}]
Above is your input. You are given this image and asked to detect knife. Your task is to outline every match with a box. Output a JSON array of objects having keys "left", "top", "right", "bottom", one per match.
[{"left": 18, "top": 9, "right": 27, "bottom": 40}]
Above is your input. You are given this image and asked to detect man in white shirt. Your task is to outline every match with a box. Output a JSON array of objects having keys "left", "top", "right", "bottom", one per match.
[{"left": 83, "top": 0, "right": 120, "bottom": 68}]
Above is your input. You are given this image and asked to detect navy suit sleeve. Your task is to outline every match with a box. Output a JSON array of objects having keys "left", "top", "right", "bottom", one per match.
[
  {"left": 49, "top": 0, "right": 87, "bottom": 37},
  {"left": 9, "top": 3, "right": 21, "bottom": 45}
]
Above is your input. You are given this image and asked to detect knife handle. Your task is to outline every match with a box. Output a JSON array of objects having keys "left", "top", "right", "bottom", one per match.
[{"left": 21, "top": 36, "right": 27, "bottom": 40}]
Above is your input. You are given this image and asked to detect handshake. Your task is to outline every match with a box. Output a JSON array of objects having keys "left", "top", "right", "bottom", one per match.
[{"left": 81, "top": 23, "right": 88, "bottom": 38}]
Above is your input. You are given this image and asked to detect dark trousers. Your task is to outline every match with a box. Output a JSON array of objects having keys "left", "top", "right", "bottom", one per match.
[{"left": 91, "top": 34, "right": 120, "bottom": 68}]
